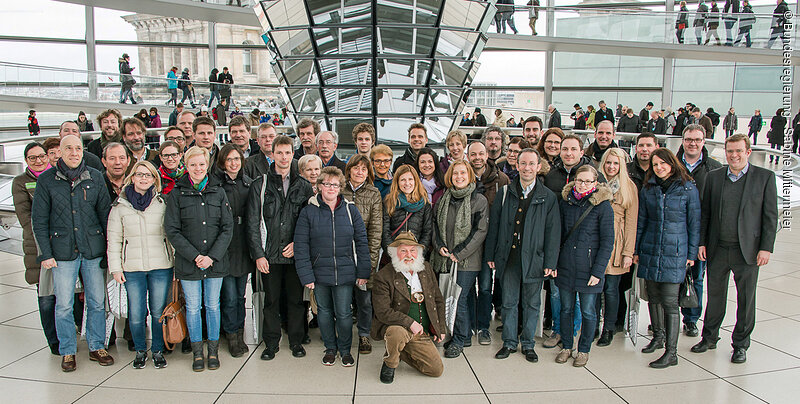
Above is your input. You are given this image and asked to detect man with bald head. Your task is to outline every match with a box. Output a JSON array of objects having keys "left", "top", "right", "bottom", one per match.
[
  {"left": 59, "top": 121, "right": 104, "bottom": 172},
  {"left": 585, "top": 120, "right": 619, "bottom": 164},
  {"left": 31, "top": 134, "right": 114, "bottom": 372},
  {"left": 177, "top": 110, "right": 197, "bottom": 148}
]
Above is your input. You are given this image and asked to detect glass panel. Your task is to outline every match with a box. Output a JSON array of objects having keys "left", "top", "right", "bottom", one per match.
[
  {"left": 436, "top": 30, "right": 479, "bottom": 58},
  {"left": 377, "top": 58, "right": 432, "bottom": 86},
  {"left": 415, "top": 0, "right": 442, "bottom": 26},
  {"left": 377, "top": 88, "right": 426, "bottom": 113},
  {"left": 474, "top": 51, "right": 545, "bottom": 86},
  {"left": 343, "top": 0, "right": 373, "bottom": 24},
  {"left": 432, "top": 60, "right": 471, "bottom": 86},
  {"left": 673, "top": 65, "right": 735, "bottom": 92},
  {"left": 288, "top": 87, "right": 323, "bottom": 112},
  {"left": 270, "top": 29, "right": 314, "bottom": 57},
  {"left": 440, "top": 0, "right": 488, "bottom": 30},
  {"left": 378, "top": 27, "right": 437, "bottom": 55},
  {"left": 376, "top": 0, "right": 414, "bottom": 24},
  {"left": 318, "top": 59, "right": 371, "bottom": 85},
  {"left": 326, "top": 88, "right": 373, "bottom": 113},
  {"left": 278, "top": 59, "right": 317, "bottom": 85},
  {"left": 1, "top": 0, "right": 84, "bottom": 39},
  {"left": 314, "top": 27, "right": 372, "bottom": 55},
  {"left": 734, "top": 66, "right": 783, "bottom": 92},
  {"left": 264, "top": 0, "right": 310, "bottom": 28}
]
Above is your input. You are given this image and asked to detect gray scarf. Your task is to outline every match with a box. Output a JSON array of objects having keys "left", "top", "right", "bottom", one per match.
[{"left": 433, "top": 183, "right": 475, "bottom": 274}]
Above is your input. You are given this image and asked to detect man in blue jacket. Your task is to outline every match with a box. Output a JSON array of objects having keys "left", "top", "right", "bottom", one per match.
[
  {"left": 31, "top": 135, "right": 113, "bottom": 372},
  {"left": 485, "top": 148, "right": 561, "bottom": 363}
]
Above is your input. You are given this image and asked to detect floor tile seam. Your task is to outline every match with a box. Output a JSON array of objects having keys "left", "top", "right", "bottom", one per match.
[
  {"left": 755, "top": 285, "right": 800, "bottom": 299},
  {"left": 484, "top": 387, "right": 611, "bottom": 396},
  {"left": 582, "top": 364, "right": 631, "bottom": 403},
  {"left": 213, "top": 341, "right": 265, "bottom": 404},
  {"left": 609, "top": 375, "right": 720, "bottom": 390},
  {"left": 720, "top": 365, "right": 800, "bottom": 379},
  {"left": 718, "top": 377, "right": 770, "bottom": 403},
  {"left": 71, "top": 354, "right": 133, "bottom": 403},
  {"left": 222, "top": 392, "right": 354, "bottom": 397},
  {"left": 94, "top": 384, "right": 226, "bottom": 395},
  {"left": 0, "top": 345, "right": 49, "bottom": 371},
  {"left": 461, "top": 351, "right": 491, "bottom": 403},
  {"left": 0, "top": 374, "right": 97, "bottom": 388}
]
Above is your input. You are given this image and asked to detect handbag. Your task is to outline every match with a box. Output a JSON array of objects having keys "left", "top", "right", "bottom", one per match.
[
  {"left": 438, "top": 262, "right": 462, "bottom": 337},
  {"left": 159, "top": 279, "right": 187, "bottom": 350},
  {"left": 679, "top": 265, "right": 699, "bottom": 308}
]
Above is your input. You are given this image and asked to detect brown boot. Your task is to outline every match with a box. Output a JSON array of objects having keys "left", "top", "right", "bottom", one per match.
[
  {"left": 237, "top": 328, "right": 249, "bottom": 354},
  {"left": 61, "top": 355, "right": 76, "bottom": 372}
]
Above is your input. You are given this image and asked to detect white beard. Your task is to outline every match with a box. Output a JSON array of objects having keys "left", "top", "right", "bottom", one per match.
[{"left": 388, "top": 246, "right": 425, "bottom": 274}]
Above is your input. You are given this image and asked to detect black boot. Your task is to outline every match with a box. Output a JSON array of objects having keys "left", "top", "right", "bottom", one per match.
[
  {"left": 191, "top": 341, "right": 205, "bottom": 372},
  {"left": 237, "top": 328, "right": 249, "bottom": 354},
  {"left": 650, "top": 312, "right": 679, "bottom": 368},
  {"left": 226, "top": 332, "right": 243, "bottom": 358},
  {"left": 182, "top": 338, "right": 192, "bottom": 354},
  {"left": 207, "top": 340, "right": 220, "bottom": 370},
  {"left": 642, "top": 303, "right": 665, "bottom": 354}
]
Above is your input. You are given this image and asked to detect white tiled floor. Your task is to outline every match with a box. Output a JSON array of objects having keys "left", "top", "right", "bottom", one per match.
[{"left": 2, "top": 230, "right": 800, "bottom": 404}]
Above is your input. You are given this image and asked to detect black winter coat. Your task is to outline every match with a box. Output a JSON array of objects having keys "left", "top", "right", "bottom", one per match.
[
  {"left": 294, "top": 195, "right": 371, "bottom": 287},
  {"left": 548, "top": 109, "right": 562, "bottom": 129},
  {"left": 676, "top": 145, "right": 722, "bottom": 199},
  {"left": 216, "top": 169, "right": 253, "bottom": 277},
  {"left": 556, "top": 183, "right": 615, "bottom": 293},
  {"left": 636, "top": 177, "right": 700, "bottom": 284},
  {"left": 245, "top": 163, "right": 314, "bottom": 264},
  {"left": 31, "top": 165, "right": 111, "bottom": 262},
  {"left": 392, "top": 147, "right": 419, "bottom": 174},
  {"left": 646, "top": 117, "right": 667, "bottom": 135},
  {"left": 617, "top": 115, "right": 640, "bottom": 133},
  {"left": 484, "top": 179, "right": 561, "bottom": 283},
  {"left": 769, "top": 115, "right": 787, "bottom": 145},
  {"left": 164, "top": 175, "right": 234, "bottom": 280},
  {"left": 627, "top": 160, "right": 647, "bottom": 192},
  {"left": 595, "top": 108, "right": 614, "bottom": 124},
  {"left": 382, "top": 200, "right": 433, "bottom": 251},
  {"left": 544, "top": 155, "right": 603, "bottom": 198}
]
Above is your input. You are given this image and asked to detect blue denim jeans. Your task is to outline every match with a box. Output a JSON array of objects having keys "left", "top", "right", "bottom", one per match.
[
  {"left": 559, "top": 288, "right": 598, "bottom": 353},
  {"left": 500, "top": 263, "right": 543, "bottom": 350},
  {"left": 596, "top": 274, "right": 622, "bottom": 333},
  {"left": 208, "top": 91, "right": 221, "bottom": 107},
  {"left": 354, "top": 286, "right": 372, "bottom": 337},
  {"left": 681, "top": 260, "right": 705, "bottom": 325},
  {"left": 221, "top": 274, "right": 248, "bottom": 334},
  {"left": 124, "top": 268, "right": 173, "bottom": 352},
  {"left": 550, "top": 279, "right": 581, "bottom": 336},
  {"left": 181, "top": 277, "right": 223, "bottom": 343},
  {"left": 53, "top": 255, "right": 105, "bottom": 354},
  {"left": 314, "top": 284, "right": 354, "bottom": 355},
  {"left": 467, "top": 261, "right": 494, "bottom": 332},
  {"left": 452, "top": 270, "right": 479, "bottom": 347}
]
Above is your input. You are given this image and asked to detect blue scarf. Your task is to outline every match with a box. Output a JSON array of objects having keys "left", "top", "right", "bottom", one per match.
[
  {"left": 125, "top": 185, "right": 155, "bottom": 211},
  {"left": 398, "top": 193, "right": 425, "bottom": 213}
]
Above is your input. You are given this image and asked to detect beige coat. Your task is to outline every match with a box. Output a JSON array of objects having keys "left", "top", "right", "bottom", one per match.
[
  {"left": 605, "top": 178, "right": 638, "bottom": 275},
  {"left": 107, "top": 191, "right": 174, "bottom": 274}
]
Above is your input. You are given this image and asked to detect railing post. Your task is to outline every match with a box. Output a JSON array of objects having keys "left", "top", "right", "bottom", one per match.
[
  {"left": 85, "top": 6, "right": 98, "bottom": 102},
  {"left": 544, "top": 0, "right": 555, "bottom": 112}
]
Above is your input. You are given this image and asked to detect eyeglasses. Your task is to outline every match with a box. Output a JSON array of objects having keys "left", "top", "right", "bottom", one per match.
[
  {"left": 575, "top": 179, "right": 596, "bottom": 185},
  {"left": 26, "top": 154, "right": 47, "bottom": 162},
  {"left": 320, "top": 182, "right": 340, "bottom": 189},
  {"left": 226, "top": 157, "right": 241, "bottom": 163},
  {"left": 133, "top": 172, "right": 154, "bottom": 179},
  {"left": 161, "top": 152, "right": 180, "bottom": 160},
  {"left": 684, "top": 138, "right": 704, "bottom": 144},
  {"left": 373, "top": 159, "right": 392, "bottom": 166},
  {"left": 544, "top": 140, "right": 561, "bottom": 145},
  {"left": 165, "top": 136, "right": 184, "bottom": 143}
]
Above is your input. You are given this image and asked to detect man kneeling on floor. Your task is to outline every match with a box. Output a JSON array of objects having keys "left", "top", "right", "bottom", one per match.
[{"left": 371, "top": 232, "right": 445, "bottom": 384}]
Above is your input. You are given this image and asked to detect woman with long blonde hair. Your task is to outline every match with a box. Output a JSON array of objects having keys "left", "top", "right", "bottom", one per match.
[
  {"left": 595, "top": 148, "right": 639, "bottom": 347},
  {"left": 382, "top": 164, "right": 433, "bottom": 253}
]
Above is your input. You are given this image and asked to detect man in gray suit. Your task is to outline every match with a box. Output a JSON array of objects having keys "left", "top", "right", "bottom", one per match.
[{"left": 691, "top": 134, "right": 778, "bottom": 364}]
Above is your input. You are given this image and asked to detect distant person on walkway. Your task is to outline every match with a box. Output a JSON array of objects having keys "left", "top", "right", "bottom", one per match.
[
  {"left": 692, "top": 134, "right": 777, "bottom": 364},
  {"left": 694, "top": 1, "right": 709, "bottom": 45},
  {"left": 32, "top": 134, "right": 114, "bottom": 373},
  {"left": 218, "top": 67, "right": 234, "bottom": 108},
  {"left": 179, "top": 68, "right": 196, "bottom": 108},
  {"left": 28, "top": 110, "right": 40, "bottom": 136},
  {"left": 735, "top": 0, "right": 755, "bottom": 47},
  {"left": 618, "top": 108, "right": 641, "bottom": 133},
  {"left": 208, "top": 68, "right": 221, "bottom": 107},
  {"left": 767, "top": 109, "right": 786, "bottom": 164},
  {"left": 75, "top": 111, "right": 94, "bottom": 133},
  {"left": 119, "top": 53, "right": 136, "bottom": 104},
  {"left": 676, "top": 1, "right": 689, "bottom": 43},
  {"left": 595, "top": 100, "right": 614, "bottom": 124},
  {"left": 646, "top": 110, "right": 667, "bottom": 135},
  {"left": 547, "top": 105, "right": 562, "bottom": 129},
  {"left": 704, "top": 0, "right": 721, "bottom": 45},
  {"left": 528, "top": 0, "right": 539, "bottom": 35},
  {"left": 747, "top": 109, "right": 762, "bottom": 145},
  {"left": 494, "top": 108, "right": 507, "bottom": 127},
  {"left": 371, "top": 232, "right": 446, "bottom": 384},
  {"left": 166, "top": 66, "right": 178, "bottom": 106},
  {"left": 722, "top": 108, "right": 737, "bottom": 138},
  {"left": 168, "top": 103, "right": 183, "bottom": 127},
  {"left": 473, "top": 107, "right": 488, "bottom": 127},
  {"left": 723, "top": 0, "right": 740, "bottom": 46},
  {"left": 766, "top": 0, "right": 790, "bottom": 49}
]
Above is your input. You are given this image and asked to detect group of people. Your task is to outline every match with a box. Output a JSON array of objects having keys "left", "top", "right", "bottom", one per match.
[
  {"left": 13, "top": 108, "right": 777, "bottom": 382},
  {"left": 165, "top": 66, "right": 234, "bottom": 111},
  {"left": 675, "top": 0, "right": 788, "bottom": 48}
]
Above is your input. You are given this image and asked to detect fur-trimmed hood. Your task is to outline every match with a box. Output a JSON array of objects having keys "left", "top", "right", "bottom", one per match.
[{"left": 561, "top": 181, "right": 613, "bottom": 206}]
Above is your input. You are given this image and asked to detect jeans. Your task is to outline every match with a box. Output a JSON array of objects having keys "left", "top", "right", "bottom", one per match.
[
  {"left": 766, "top": 30, "right": 783, "bottom": 49},
  {"left": 119, "top": 84, "right": 135, "bottom": 103},
  {"left": 181, "top": 277, "right": 223, "bottom": 343},
  {"left": 677, "top": 28, "right": 685, "bottom": 44},
  {"left": 681, "top": 260, "right": 705, "bottom": 325},
  {"left": 735, "top": 29, "right": 752, "bottom": 47},
  {"left": 53, "top": 255, "right": 105, "bottom": 355},
  {"left": 314, "top": 284, "right": 353, "bottom": 355},
  {"left": 180, "top": 87, "right": 194, "bottom": 106},
  {"left": 354, "top": 286, "right": 372, "bottom": 337},
  {"left": 467, "top": 261, "right": 494, "bottom": 332},
  {"left": 501, "top": 13, "right": 518, "bottom": 34},
  {"left": 124, "top": 268, "right": 172, "bottom": 352},
  {"left": 208, "top": 91, "right": 221, "bottom": 107},
  {"left": 167, "top": 89, "right": 177, "bottom": 106},
  {"left": 221, "top": 274, "right": 248, "bottom": 334},
  {"left": 724, "top": 20, "right": 736, "bottom": 45},
  {"left": 549, "top": 279, "right": 581, "bottom": 336},
  {"left": 559, "top": 288, "right": 598, "bottom": 353},
  {"left": 695, "top": 27, "right": 704, "bottom": 45},
  {"left": 452, "top": 271, "right": 479, "bottom": 347},
  {"left": 595, "top": 274, "right": 621, "bottom": 333},
  {"left": 500, "top": 262, "right": 543, "bottom": 350}
]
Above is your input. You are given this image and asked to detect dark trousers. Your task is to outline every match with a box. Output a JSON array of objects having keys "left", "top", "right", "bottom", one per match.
[
  {"left": 500, "top": 260, "right": 543, "bottom": 350},
  {"left": 793, "top": 133, "right": 800, "bottom": 154},
  {"left": 261, "top": 263, "right": 305, "bottom": 347},
  {"left": 724, "top": 20, "right": 736, "bottom": 45},
  {"left": 701, "top": 245, "right": 759, "bottom": 349},
  {"left": 644, "top": 280, "right": 680, "bottom": 322},
  {"left": 681, "top": 260, "right": 705, "bottom": 325},
  {"left": 452, "top": 270, "right": 479, "bottom": 347},
  {"left": 467, "top": 261, "right": 494, "bottom": 332},
  {"left": 221, "top": 274, "right": 248, "bottom": 334},
  {"left": 559, "top": 289, "right": 598, "bottom": 353},
  {"left": 596, "top": 274, "right": 622, "bottom": 333},
  {"left": 748, "top": 128, "right": 759, "bottom": 145}
]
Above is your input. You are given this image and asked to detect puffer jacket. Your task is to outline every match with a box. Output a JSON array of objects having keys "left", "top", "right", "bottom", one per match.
[
  {"left": 12, "top": 169, "right": 41, "bottom": 284},
  {"left": 484, "top": 179, "right": 561, "bottom": 283},
  {"left": 245, "top": 163, "right": 314, "bottom": 264},
  {"left": 556, "top": 183, "right": 615, "bottom": 293},
  {"left": 606, "top": 178, "right": 638, "bottom": 275},
  {"left": 635, "top": 176, "right": 701, "bottom": 284},
  {"left": 31, "top": 165, "right": 111, "bottom": 262},
  {"left": 294, "top": 195, "right": 371, "bottom": 287},
  {"left": 392, "top": 147, "right": 418, "bottom": 173},
  {"left": 432, "top": 188, "right": 489, "bottom": 272},
  {"left": 216, "top": 169, "right": 253, "bottom": 278},
  {"left": 164, "top": 175, "right": 233, "bottom": 280},
  {"left": 106, "top": 189, "right": 173, "bottom": 274},
  {"left": 544, "top": 155, "right": 602, "bottom": 198},
  {"left": 381, "top": 200, "right": 433, "bottom": 250},
  {"left": 342, "top": 181, "right": 383, "bottom": 271}
]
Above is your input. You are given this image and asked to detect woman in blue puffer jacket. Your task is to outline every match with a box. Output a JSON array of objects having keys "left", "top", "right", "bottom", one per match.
[
  {"left": 294, "top": 166, "right": 371, "bottom": 367},
  {"left": 635, "top": 147, "right": 700, "bottom": 369}
]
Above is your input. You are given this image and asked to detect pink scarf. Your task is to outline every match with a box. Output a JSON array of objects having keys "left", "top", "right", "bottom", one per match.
[{"left": 28, "top": 164, "right": 52, "bottom": 178}]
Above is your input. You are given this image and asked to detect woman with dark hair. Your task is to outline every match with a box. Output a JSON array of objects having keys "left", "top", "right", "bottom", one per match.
[
  {"left": 768, "top": 109, "right": 787, "bottom": 164},
  {"left": 635, "top": 147, "right": 700, "bottom": 369},
  {"left": 342, "top": 155, "right": 383, "bottom": 355},
  {"left": 215, "top": 143, "right": 253, "bottom": 358},
  {"left": 496, "top": 138, "right": 531, "bottom": 180},
  {"left": 158, "top": 140, "right": 185, "bottom": 195},
  {"left": 136, "top": 109, "right": 151, "bottom": 128},
  {"left": 382, "top": 164, "right": 433, "bottom": 253},
  {"left": 416, "top": 147, "right": 445, "bottom": 206},
  {"left": 164, "top": 146, "right": 233, "bottom": 372},
  {"left": 554, "top": 165, "right": 614, "bottom": 367},
  {"left": 75, "top": 111, "right": 94, "bottom": 132},
  {"left": 537, "top": 128, "right": 564, "bottom": 164},
  {"left": 433, "top": 161, "right": 489, "bottom": 358}
]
